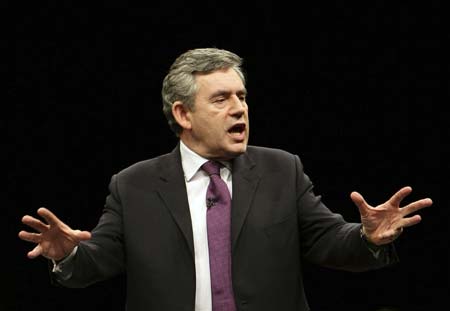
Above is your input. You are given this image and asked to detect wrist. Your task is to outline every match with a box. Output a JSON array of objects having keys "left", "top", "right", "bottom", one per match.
[{"left": 360, "top": 226, "right": 382, "bottom": 249}]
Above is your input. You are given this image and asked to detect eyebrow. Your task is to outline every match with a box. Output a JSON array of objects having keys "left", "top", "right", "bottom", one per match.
[{"left": 209, "top": 88, "right": 247, "bottom": 100}]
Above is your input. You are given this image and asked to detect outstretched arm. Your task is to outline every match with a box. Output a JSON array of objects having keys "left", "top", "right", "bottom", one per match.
[
  {"left": 18, "top": 207, "right": 91, "bottom": 261},
  {"left": 351, "top": 186, "right": 432, "bottom": 246}
]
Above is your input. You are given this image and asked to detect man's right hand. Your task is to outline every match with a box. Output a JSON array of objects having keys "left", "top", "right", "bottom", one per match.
[{"left": 18, "top": 207, "right": 91, "bottom": 261}]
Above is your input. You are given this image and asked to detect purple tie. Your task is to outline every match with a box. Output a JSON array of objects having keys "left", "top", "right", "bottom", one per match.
[{"left": 201, "top": 161, "right": 236, "bottom": 311}]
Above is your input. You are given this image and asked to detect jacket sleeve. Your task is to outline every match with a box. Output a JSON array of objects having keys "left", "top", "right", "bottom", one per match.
[
  {"left": 294, "top": 154, "right": 399, "bottom": 272},
  {"left": 51, "top": 174, "right": 126, "bottom": 288}
]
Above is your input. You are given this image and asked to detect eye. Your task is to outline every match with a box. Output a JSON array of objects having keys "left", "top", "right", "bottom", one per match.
[{"left": 212, "top": 97, "right": 227, "bottom": 106}]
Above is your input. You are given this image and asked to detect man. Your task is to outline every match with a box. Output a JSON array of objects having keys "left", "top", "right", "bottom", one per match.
[{"left": 19, "top": 48, "right": 432, "bottom": 311}]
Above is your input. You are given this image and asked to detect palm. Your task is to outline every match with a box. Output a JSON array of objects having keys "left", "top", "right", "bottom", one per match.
[
  {"left": 19, "top": 207, "right": 91, "bottom": 260},
  {"left": 36, "top": 222, "right": 81, "bottom": 260},
  {"left": 351, "top": 186, "right": 432, "bottom": 245}
]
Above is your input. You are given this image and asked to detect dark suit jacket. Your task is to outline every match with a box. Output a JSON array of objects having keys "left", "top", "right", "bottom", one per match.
[{"left": 54, "top": 144, "right": 397, "bottom": 311}]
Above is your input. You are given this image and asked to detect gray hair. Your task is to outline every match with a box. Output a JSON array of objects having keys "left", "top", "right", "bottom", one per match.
[{"left": 162, "top": 48, "right": 246, "bottom": 136}]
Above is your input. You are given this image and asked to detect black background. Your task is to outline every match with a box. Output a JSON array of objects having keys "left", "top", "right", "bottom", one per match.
[{"left": 7, "top": 1, "right": 447, "bottom": 311}]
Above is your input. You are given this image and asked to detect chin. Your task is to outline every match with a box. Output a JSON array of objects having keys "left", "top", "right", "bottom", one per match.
[{"left": 226, "top": 143, "right": 247, "bottom": 158}]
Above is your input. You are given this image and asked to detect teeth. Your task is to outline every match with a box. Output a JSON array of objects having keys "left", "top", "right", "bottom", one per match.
[{"left": 230, "top": 125, "right": 244, "bottom": 133}]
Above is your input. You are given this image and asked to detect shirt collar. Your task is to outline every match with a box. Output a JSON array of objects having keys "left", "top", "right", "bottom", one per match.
[{"left": 179, "top": 140, "right": 232, "bottom": 182}]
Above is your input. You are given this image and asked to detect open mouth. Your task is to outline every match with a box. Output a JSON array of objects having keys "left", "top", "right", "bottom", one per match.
[{"left": 228, "top": 123, "right": 246, "bottom": 135}]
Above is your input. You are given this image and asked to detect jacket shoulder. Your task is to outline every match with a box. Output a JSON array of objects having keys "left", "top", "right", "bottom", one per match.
[
  {"left": 246, "top": 145, "right": 298, "bottom": 161},
  {"left": 115, "top": 151, "right": 176, "bottom": 180},
  {"left": 243, "top": 145, "right": 304, "bottom": 174}
]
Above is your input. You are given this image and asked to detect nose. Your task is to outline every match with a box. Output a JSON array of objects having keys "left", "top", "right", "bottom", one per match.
[{"left": 229, "top": 95, "right": 246, "bottom": 118}]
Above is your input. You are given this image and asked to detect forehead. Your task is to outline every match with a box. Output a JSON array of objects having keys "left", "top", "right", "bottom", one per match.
[{"left": 195, "top": 68, "right": 245, "bottom": 94}]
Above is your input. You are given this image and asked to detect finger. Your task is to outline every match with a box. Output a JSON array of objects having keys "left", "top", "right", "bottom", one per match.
[
  {"left": 37, "top": 207, "right": 63, "bottom": 227},
  {"left": 398, "top": 214, "right": 422, "bottom": 228},
  {"left": 380, "top": 226, "right": 404, "bottom": 240},
  {"left": 402, "top": 198, "right": 433, "bottom": 216},
  {"left": 74, "top": 230, "right": 92, "bottom": 241},
  {"left": 27, "top": 245, "right": 43, "bottom": 259},
  {"left": 350, "top": 191, "right": 370, "bottom": 216},
  {"left": 18, "top": 231, "right": 41, "bottom": 243},
  {"left": 21, "top": 215, "right": 49, "bottom": 233},
  {"left": 380, "top": 230, "right": 397, "bottom": 240},
  {"left": 389, "top": 186, "right": 412, "bottom": 207}
]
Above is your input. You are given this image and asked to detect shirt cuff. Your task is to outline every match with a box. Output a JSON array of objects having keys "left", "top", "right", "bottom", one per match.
[
  {"left": 51, "top": 246, "right": 78, "bottom": 276},
  {"left": 360, "top": 226, "right": 388, "bottom": 259}
]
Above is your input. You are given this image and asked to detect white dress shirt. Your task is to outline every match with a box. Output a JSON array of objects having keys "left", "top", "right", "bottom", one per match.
[{"left": 179, "top": 140, "right": 232, "bottom": 311}]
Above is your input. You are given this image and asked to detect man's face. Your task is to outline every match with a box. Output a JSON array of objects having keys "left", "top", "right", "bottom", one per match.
[{"left": 182, "top": 68, "right": 249, "bottom": 160}]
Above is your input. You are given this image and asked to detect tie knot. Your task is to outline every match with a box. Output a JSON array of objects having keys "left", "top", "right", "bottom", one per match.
[{"left": 201, "top": 160, "right": 222, "bottom": 176}]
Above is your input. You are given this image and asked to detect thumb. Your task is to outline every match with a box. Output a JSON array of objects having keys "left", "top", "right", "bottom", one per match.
[
  {"left": 350, "top": 191, "right": 369, "bottom": 217},
  {"left": 74, "top": 230, "right": 92, "bottom": 241}
]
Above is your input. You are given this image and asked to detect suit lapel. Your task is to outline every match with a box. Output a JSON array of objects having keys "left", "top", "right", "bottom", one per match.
[
  {"left": 156, "top": 144, "right": 195, "bottom": 259},
  {"left": 231, "top": 151, "right": 261, "bottom": 251}
]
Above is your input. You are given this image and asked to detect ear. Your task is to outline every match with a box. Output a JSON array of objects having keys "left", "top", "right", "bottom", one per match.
[{"left": 172, "top": 101, "right": 192, "bottom": 131}]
